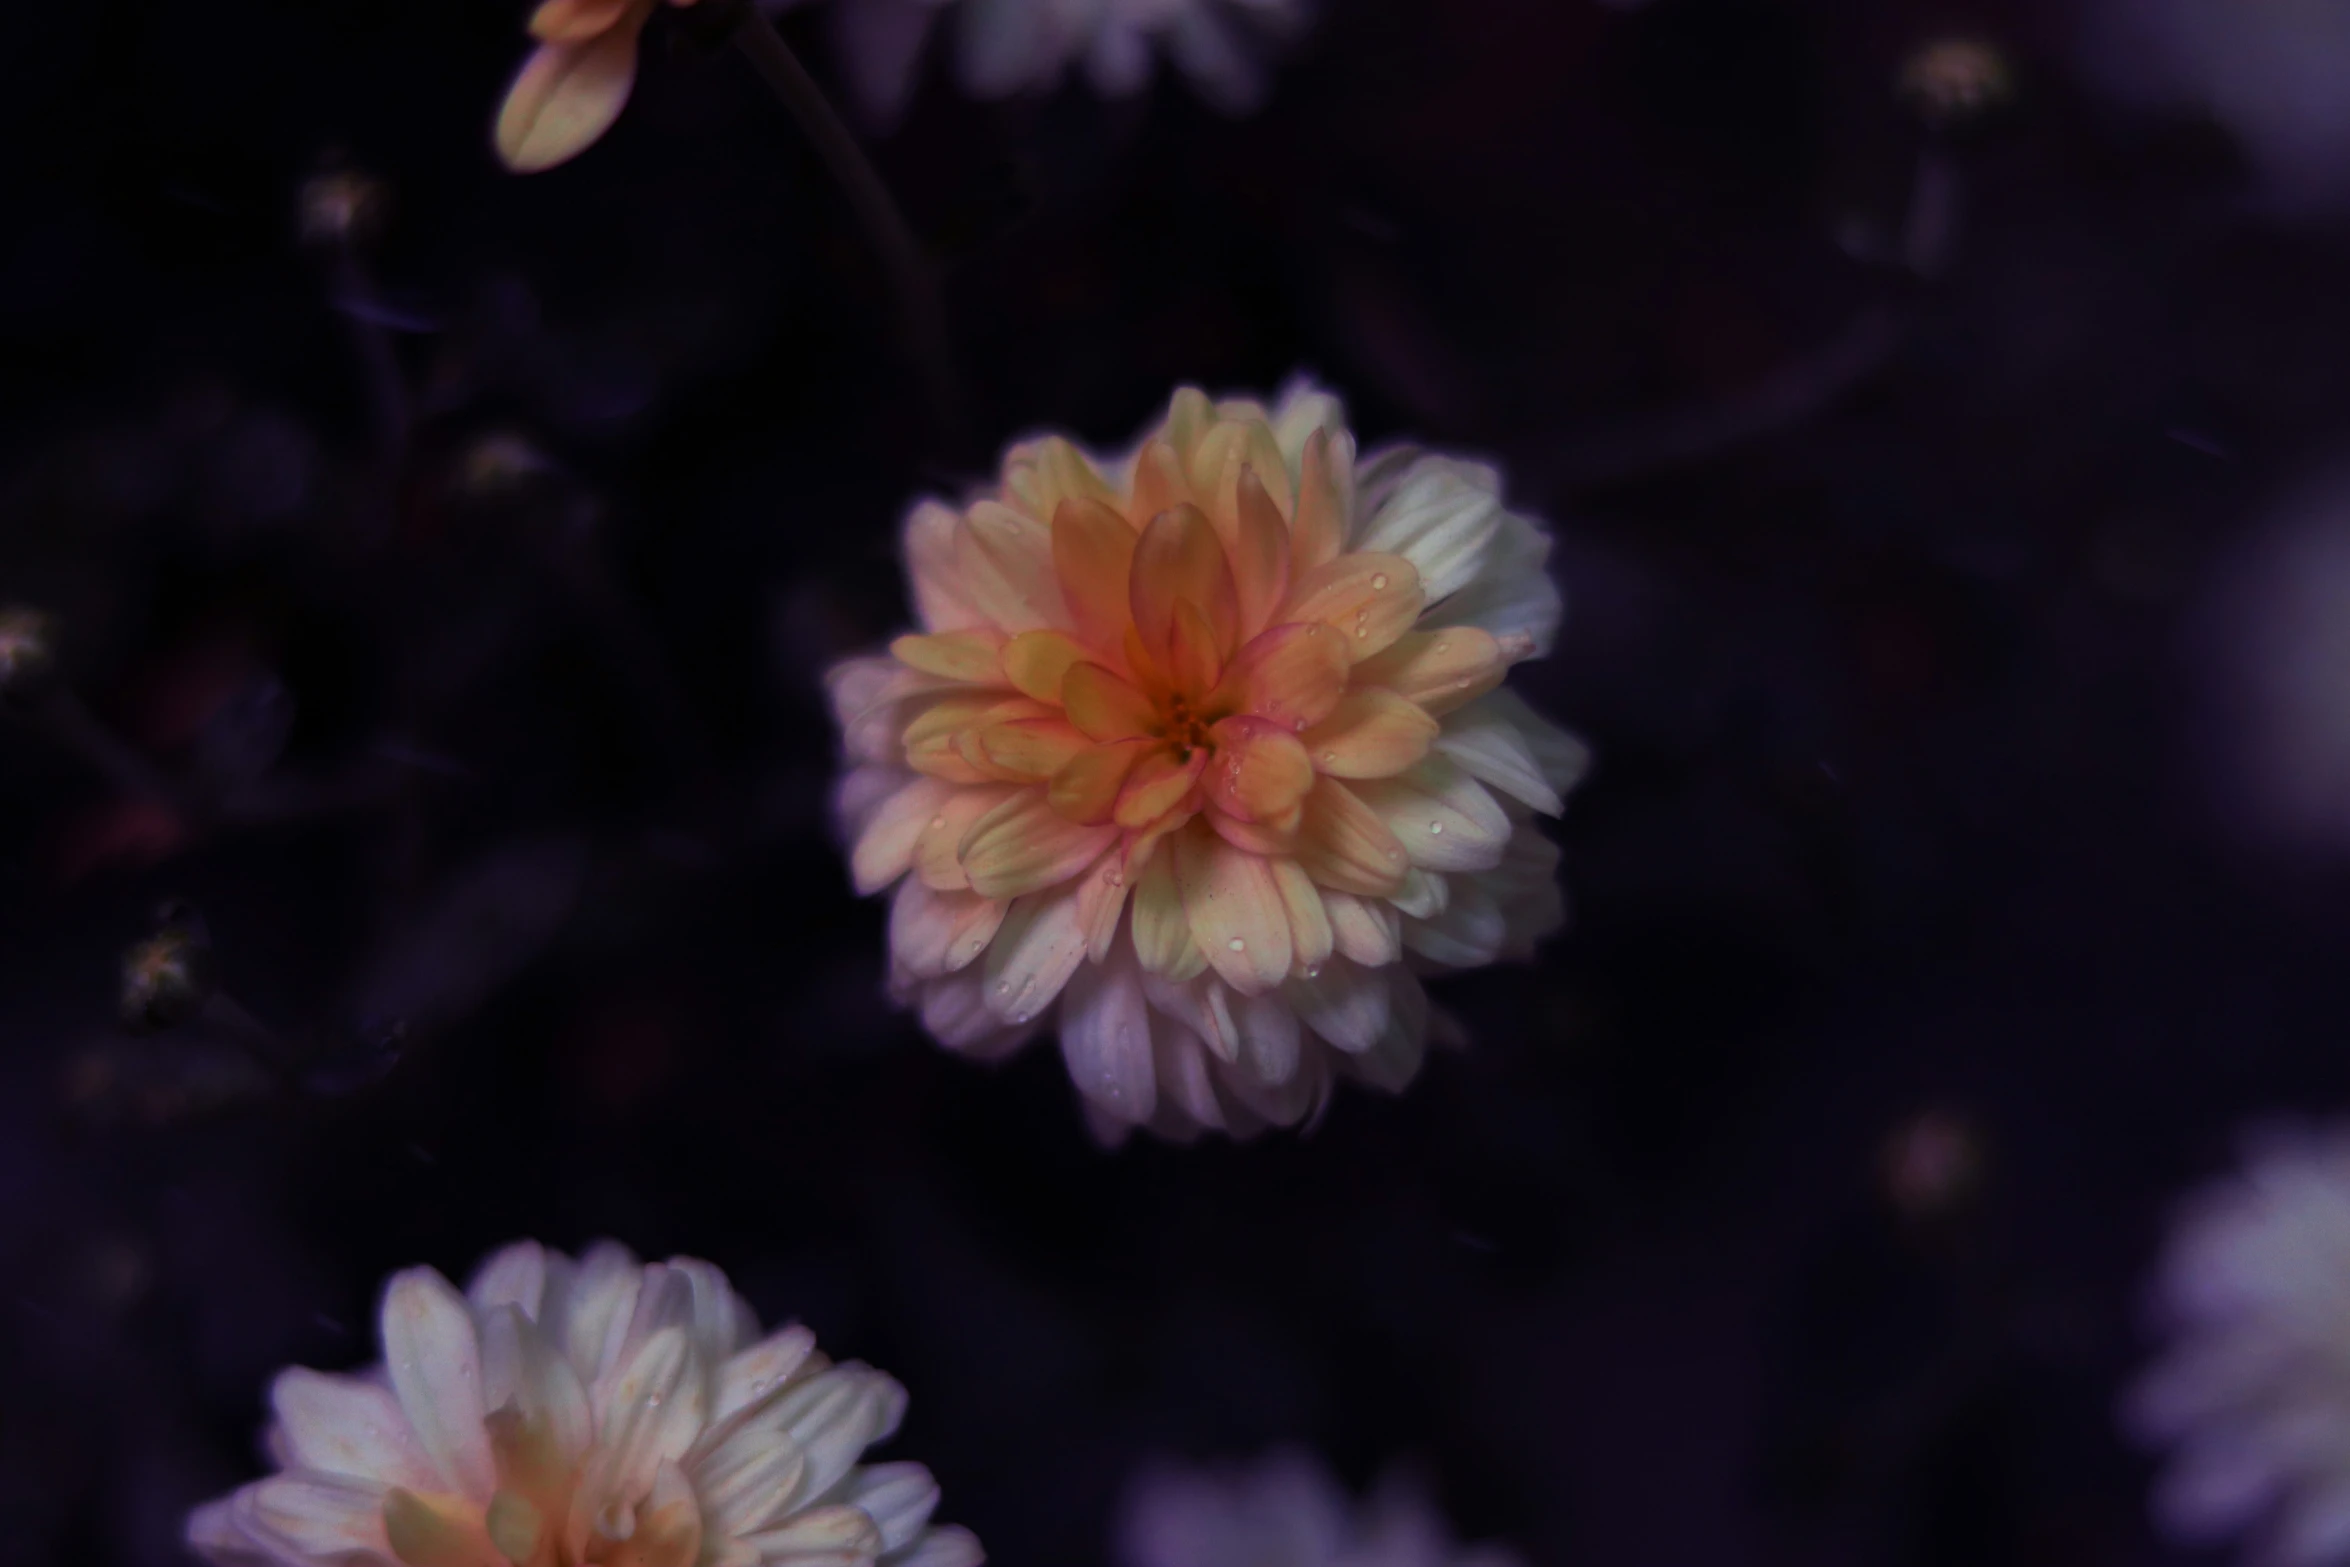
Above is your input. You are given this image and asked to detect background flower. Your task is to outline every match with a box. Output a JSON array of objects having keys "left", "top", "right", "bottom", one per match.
[
  {"left": 187, "top": 1240, "right": 979, "bottom": 1567},
  {"left": 829, "top": 381, "right": 1583, "bottom": 1140},
  {"left": 1116, "top": 1450, "right": 1522, "bottom": 1567}
]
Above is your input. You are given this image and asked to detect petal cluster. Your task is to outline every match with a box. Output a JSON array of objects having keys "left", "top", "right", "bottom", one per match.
[
  {"left": 1116, "top": 1450, "right": 1524, "bottom": 1567},
  {"left": 187, "top": 1241, "right": 980, "bottom": 1567},
  {"left": 495, "top": 0, "right": 701, "bottom": 174},
  {"left": 2129, "top": 1124, "right": 2350, "bottom": 1563},
  {"left": 829, "top": 380, "right": 1584, "bottom": 1140}
]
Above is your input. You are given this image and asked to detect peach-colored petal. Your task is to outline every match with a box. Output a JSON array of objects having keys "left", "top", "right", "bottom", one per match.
[
  {"left": 1127, "top": 438, "right": 1194, "bottom": 525},
  {"left": 1000, "top": 629, "right": 1090, "bottom": 704},
  {"left": 958, "top": 789, "right": 1120, "bottom": 899},
  {"left": 1229, "top": 464, "right": 1293, "bottom": 639},
  {"left": 955, "top": 504, "right": 1068, "bottom": 632},
  {"left": 1206, "top": 809, "right": 1300, "bottom": 858},
  {"left": 529, "top": 0, "right": 638, "bottom": 42},
  {"left": 851, "top": 777, "right": 956, "bottom": 895},
  {"left": 1204, "top": 716, "right": 1315, "bottom": 822},
  {"left": 1289, "top": 428, "right": 1348, "bottom": 573},
  {"left": 976, "top": 718, "right": 1089, "bottom": 781},
  {"left": 1302, "top": 689, "right": 1439, "bottom": 780},
  {"left": 1173, "top": 826, "right": 1293, "bottom": 995},
  {"left": 1074, "top": 849, "right": 1132, "bottom": 962},
  {"left": 904, "top": 500, "right": 991, "bottom": 633},
  {"left": 1164, "top": 601, "right": 1225, "bottom": 699},
  {"left": 1050, "top": 499, "right": 1140, "bottom": 654},
  {"left": 913, "top": 784, "right": 1019, "bottom": 891},
  {"left": 1293, "top": 777, "right": 1409, "bottom": 897},
  {"left": 890, "top": 631, "right": 1007, "bottom": 686},
  {"left": 1048, "top": 736, "right": 1156, "bottom": 824},
  {"left": 1114, "top": 745, "right": 1207, "bottom": 829},
  {"left": 1268, "top": 857, "right": 1334, "bottom": 975},
  {"left": 1281, "top": 552, "right": 1422, "bottom": 662},
  {"left": 1130, "top": 850, "right": 1204, "bottom": 980},
  {"left": 903, "top": 694, "right": 1051, "bottom": 781},
  {"left": 1062, "top": 663, "right": 1156, "bottom": 742},
  {"left": 1352, "top": 627, "right": 1507, "bottom": 716},
  {"left": 1207, "top": 621, "right": 1349, "bottom": 730},
  {"left": 1129, "top": 504, "right": 1239, "bottom": 671},
  {"left": 494, "top": 26, "right": 645, "bottom": 174}
]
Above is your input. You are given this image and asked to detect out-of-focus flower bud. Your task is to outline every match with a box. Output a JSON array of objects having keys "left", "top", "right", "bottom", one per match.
[
  {"left": 1879, "top": 1108, "right": 1986, "bottom": 1221},
  {"left": 0, "top": 606, "right": 60, "bottom": 710},
  {"left": 120, "top": 905, "right": 216, "bottom": 1032},
  {"left": 297, "top": 164, "right": 387, "bottom": 250},
  {"left": 1899, "top": 38, "right": 2014, "bottom": 126},
  {"left": 457, "top": 431, "right": 559, "bottom": 498}
]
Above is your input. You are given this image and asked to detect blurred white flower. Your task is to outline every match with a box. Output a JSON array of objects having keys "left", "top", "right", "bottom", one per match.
[
  {"left": 826, "top": 380, "right": 1584, "bottom": 1142},
  {"left": 1117, "top": 1450, "right": 1525, "bottom": 1567},
  {"left": 2077, "top": 0, "right": 2350, "bottom": 212},
  {"left": 186, "top": 1240, "right": 980, "bottom": 1567},
  {"left": 781, "top": 0, "right": 1312, "bottom": 123},
  {"left": 2128, "top": 1123, "right": 2350, "bottom": 1563}
]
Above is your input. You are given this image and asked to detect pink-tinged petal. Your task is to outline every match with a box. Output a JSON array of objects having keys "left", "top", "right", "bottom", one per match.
[
  {"left": 1207, "top": 621, "right": 1349, "bottom": 730},
  {"left": 889, "top": 877, "right": 1008, "bottom": 978},
  {"left": 1233, "top": 987, "right": 1303, "bottom": 1086},
  {"left": 242, "top": 1473, "right": 396, "bottom": 1561},
  {"left": 1130, "top": 849, "right": 1204, "bottom": 980},
  {"left": 268, "top": 1369, "right": 439, "bottom": 1490},
  {"left": 1280, "top": 552, "right": 1422, "bottom": 662},
  {"left": 1114, "top": 745, "right": 1206, "bottom": 830},
  {"left": 1000, "top": 629, "right": 1092, "bottom": 704},
  {"left": 632, "top": 1460, "right": 704, "bottom": 1567},
  {"left": 913, "top": 785, "right": 1018, "bottom": 892},
  {"left": 959, "top": 789, "right": 1120, "bottom": 900},
  {"left": 890, "top": 630, "right": 1008, "bottom": 686},
  {"left": 1322, "top": 889, "right": 1402, "bottom": 966},
  {"left": 1206, "top": 808, "right": 1299, "bottom": 858},
  {"left": 1351, "top": 756, "right": 1511, "bottom": 873},
  {"left": 977, "top": 717, "right": 1088, "bottom": 781},
  {"left": 529, "top": 0, "right": 636, "bottom": 42},
  {"left": 1302, "top": 688, "right": 1439, "bottom": 780},
  {"left": 1173, "top": 827, "right": 1293, "bottom": 995},
  {"left": 380, "top": 1268, "right": 496, "bottom": 1500},
  {"left": 494, "top": 26, "right": 644, "bottom": 175},
  {"left": 466, "top": 1243, "right": 546, "bottom": 1317},
  {"left": 917, "top": 971, "right": 1039, "bottom": 1059},
  {"left": 981, "top": 879, "right": 1091, "bottom": 1024},
  {"left": 849, "top": 777, "right": 955, "bottom": 896},
  {"left": 1283, "top": 958, "right": 1392, "bottom": 1053},
  {"left": 1289, "top": 428, "right": 1348, "bottom": 573},
  {"left": 1062, "top": 662, "right": 1157, "bottom": 741},
  {"left": 1049, "top": 736, "right": 1157, "bottom": 824},
  {"left": 1352, "top": 628, "right": 1507, "bottom": 716},
  {"left": 1129, "top": 504, "right": 1239, "bottom": 671},
  {"left": 1294, "top": 777, "right": 1408, "bottom": 897},
  {"left": 1153, "top": 1021, "right": 1227, "bottom": 1132},
  {"left": 1052, "top": 499, "right": 1141, "bottom": 654},
  {"left": 1127, "top": 438, "right": 1194, "bottom": 526},
  {"left": 956, "top": 503, "right": 1068, "bottom": 632},
  {"left": 1268, "top": 857, "right": 1334, "bottom": 973},
  {"left": 845, "top": 1464, "right": 941, "bottom": 1555},
  {"left": 904, "top": 500, "right": 991, "bottom": 633},
  {"left": 1075, "top": 849, "right": 1132, "bottom": 962},
  {"left": 1203, "top": 716, "right": 1315, "bottom": 823},
  {"left": 185, "top": 1494, "right": 267, "bottom": 1567},
  {"left": 1164, "top": 600, "right": 1225, "bottom": 699},
  {"left": 1229, "top": 464, "right": 1293, "bottom": 639},
  {"left": 1060, "top": 947, "right": 1156, "bottom": 1124}
]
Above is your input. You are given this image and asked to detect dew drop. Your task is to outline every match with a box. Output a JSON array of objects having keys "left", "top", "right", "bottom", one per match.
[
  {"left": 995, "top": 981, "right": 1012, "bottom": 996},
  {"left": 1228, "top": 938, "right": 1247, "bottom": 953},
  {"left": 930, "top": 815, "right": 947, "bottom": 830},
  {"left": 1303, "top": 965, "right": 1322, "bottom": 979},
  {"left": 1371, "top": 573, "right": 1389, "bottom": 590},
  {"left": 1428, "top": 820, "right": 1444, "bottom": 835},
  {"left": 1433, "top": 639, "right": 1450, "bottom": 653},
  {"left": 1103, "top": 866, "right": 1124, "bottom": 887},
  {"left": 1386, "top": 847, "right": 1405, "bottom": 862},
  {"left": 1320, "top": 751, "right": 1337, "bottom": 764},
  {"left": 1293, "top": 718, "right": 1308, "bottom": 731}
]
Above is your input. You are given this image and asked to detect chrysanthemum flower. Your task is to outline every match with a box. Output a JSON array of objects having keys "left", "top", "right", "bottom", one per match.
[
  {"left": 186, "top": 1241, "right": 980, "bottom": 1567},
  {"left": 828, "top": 380, "right": 1584, "bottom": 1140},
  {"left": 2128, "top": 1124, "right": 2350, "bottom": 1563},
  {"left": 495, "top": 0, "right": 702, "bottom": 174},
  {"left": 1117, "top": 1450, "right": 1524, "bottom": 1567}
]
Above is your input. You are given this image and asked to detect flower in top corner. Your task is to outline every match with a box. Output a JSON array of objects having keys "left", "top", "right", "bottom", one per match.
[
  {"left": 1117, "top": 1449, "right": 1525, "bottom": 1567},
  {"left": 185, "top": 1239, "right": 981, "bottom": 1567},
  {"left": 826, "top": 379, "right": 1586, "bottom": 1143},
  {"left": 2128, "top": 1122, "right": 2350, "bottom": 1564},
  {"left": 495, "top": 0, "right": 704, "bottom": 174}
]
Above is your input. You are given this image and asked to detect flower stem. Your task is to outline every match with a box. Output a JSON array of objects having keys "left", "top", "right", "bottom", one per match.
[{"left": 729, "top": 9, "right": 965, "bottom": 451}]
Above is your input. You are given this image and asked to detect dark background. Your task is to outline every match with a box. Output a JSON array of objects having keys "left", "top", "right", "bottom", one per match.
[{"left": 3, "top": 0, "right": 2344, "bottom": 1562}]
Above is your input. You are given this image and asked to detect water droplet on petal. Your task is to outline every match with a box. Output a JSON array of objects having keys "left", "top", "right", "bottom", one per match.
[
  {"left": 996, "top": 981, "right": 1012, "bottom": 996},
  {"left": 1228, "top": 938, "right": 1246, "bottom": 952},
  {"left": 1428, "top": 820, "right": 1444, "bottom": 835},
  {"left": 930, "top": 815, "right": 947, "bottom": 830},
  {"left": 1386, "top": 847, "right": 1405, "bottom": 862},
  {"left": 1103, "top": 866, "right": 1123, "bottom": 887},
  {"left": 1303, "top": 965, "right": 1321, "bottom": 979},
  {"left": 1433, "top": 639, "right": 1450, "bottom": 653},
  {"left": 1371, "top": 573, "right": 1389, "bottom": 590},
  {"left": 1320, "top": 751, "right": 1337, "bottom": 764}
]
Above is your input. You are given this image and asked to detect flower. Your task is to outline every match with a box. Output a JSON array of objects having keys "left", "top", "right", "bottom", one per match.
[
  {"left": 1116, "top": 1449, "right": 1524, "bottom": 1567},
  {"left": 495, "top": 0, "right": 703, "bottom": 174},
  {"left": 783, "top": 0, "right": 1310, "bottom": 124},
  {"left": 2127, "top": 1123, "right": 2350, "bottom": 1563},
  {"left": 827, "top": 380, "right": 1584, "bottom": 1141},
  {"left": 186, "top": 1240, "right": 981, "bottom": 1567}
]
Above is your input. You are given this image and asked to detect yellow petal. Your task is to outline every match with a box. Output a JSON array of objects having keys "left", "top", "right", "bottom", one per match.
[
  {"left": 1128, "top": 438, "right": 1193, "bottom": 525},
  {"left": 1289, "top": 428, "right": 1347, "bottom": 573},
  {"left": 978, "top": 718, "right": 1089, "bottom": 780},
  {"left": 1062, "top": 662, "right": 1157, "bottom": 742},
  {"left": 1173, "top": 826, "right": 1293, "bottom": 995},
  {"left": 959, "top": 789, "right": 1120, "bottom": 899},
  {"left": 1008, "top": 436, "right": 1118, "bottom": 522},
  {"left": 1294, "top": 777, "right": 1408, "bottom": 897},
  {"left": 1130, "top": 849, "right": 1195, "bottom": 977},
  {"left": 891, "top": 630, "right": 1007, "bottom": 686},
  {"left": 1269, "top": 857, "right": 1334, "bottom": 973},
  {"left": 1049, "top": 736, "right": 1156, "bottom": 824},
  {"left": 914, "top": 786, "right": 1018, "bottom": 891},
  {"left": 1302, "top": 688, "right": 1439, "bottom": 779},
  {"left": 1281, "top": 552, "right": 1422, "bottom": 663},
  {"left": 493, "top": 27, "right": 643, "bottom": 175},
  {"left": 1001, "top": 629, "right": 1091, "bottom": 704}
]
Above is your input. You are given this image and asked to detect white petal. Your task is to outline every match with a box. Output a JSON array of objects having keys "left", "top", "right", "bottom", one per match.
[
  {"left": 1270, "top": 380, "right": 1348, "bottom": 476},
  {"left": 1153, "top": 1020, "right": 1227, "bottom": 1133},
  {"left": 480, "top": 1305, "right": 594, "bottom": 1463},
  {"left": 1419, "top": 509, "right": 1562, "bottom": 658},
  {"left": 980, "top": 879, "right": 1091, "bottom": 1025},
  {"left": 690, "top": 1418, "right": 809, "bottom": 1541},
  {"left": 1321, "top": 890, "right": 1402, "bottom": 966},
  {"left": 887, "top": 1524, "right": 986, "bottom": 1567},
  {"left": 269, "top": 1368, "right": 439, "bottom": 1490},
  {"left": 889, "top": 878, "right": 1008, "bottom": 979},
  {"left": 1138, "top": 970, "right": 1243, "bottom": 1064},
  {"left": 467, "top": 1240, "right": 548, "bottom": 1318},
  {"left": 1388, "top": 866, "right": 1448, "bottom": 919},
  {"left": 580, "top": 1326, "right": 705, "bottom": 1518},
  {"left": 1232, "top": 988, "right": 1302, "bottom": 1087},
  {"left": 239, "top": 1472, "right": 394, "bottom": 1563},
  {"left": 1349, "top": 971, "right": 1429, "bottom": 1092},
  {"left": 1352, "top": 456, "right": 1505, "bottom": 604},
  {"left": 1061, "top": 947, "right": 1158, "bottom": 1125},
  {"left": 1437, "top": 689, "right": 1586, "bottom": 815},
  {"left": 916, "top": 971, "right": 1040, "bottom": 1060},
  {"left": 668, "top": 1254, "right": 758, "bottom": 1363},
  {"left": 1351, "top": 756, "right": 1510, "bottom": 873},
  {"left": 185, "top": 1495, "right": 274, "bottom": 1567},
  {"left": 774, "top": 1367, "right": 895, "bottom": 1508},
  {"left": 846, "top": 1462, "right": 941, "bottom": 1553},
  {"left": 379, "top": 1268, "right": 496, "bottom": 1500},
  {"left": 851, "top": 778, "right": 958, "bottom": 896},
  {"left": 1283, "top": 959, "right": 1391, "bottom": 1054},
  {"left": 1403, "top": 882, "right": 1507, "bottom": 968},
  {"left": 715, "top": 1324, "right": 822, "bottom": 1422},
  {"left": 743, "top": 1503, "right": 882, "bottom": 1562}
]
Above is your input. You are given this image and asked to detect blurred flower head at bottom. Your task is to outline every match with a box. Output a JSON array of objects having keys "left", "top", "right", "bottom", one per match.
[
  {"left": 1117, "top": 1449, "right": 1523, "bottom": 1567},
  {"left": 186, "top": 1240, "right": 979, "bottom": 1567},
  {"left": 2128, "top": 1122, "right": 2350, "bottom": 1564}
]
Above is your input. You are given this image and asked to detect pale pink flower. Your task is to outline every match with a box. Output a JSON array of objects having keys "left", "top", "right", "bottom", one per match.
[
  {"left": 186, "top": 1241, "right": 980, "bottom": 1567},
  {"left": 1117, "top": 1449, "right": 1525, "bottom": 1567},
  {"left": 828, "top": 380, "right": 1584, "bottom": 1141},
  {"left": 494, "top": 0, "right": 705, "bottom": 174}
]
